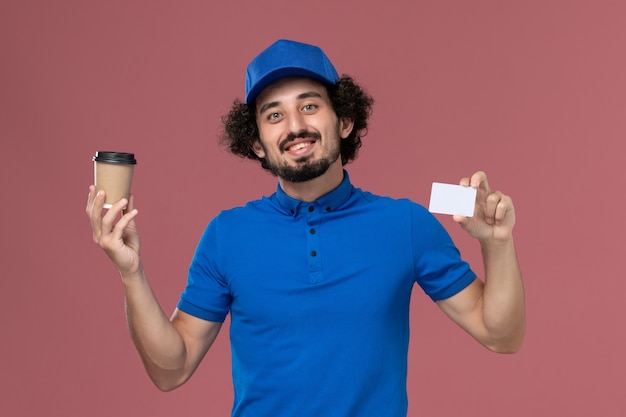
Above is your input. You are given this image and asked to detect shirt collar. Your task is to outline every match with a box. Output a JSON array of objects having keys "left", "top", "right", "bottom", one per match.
[{"left": 274, "top": 170, "right": 353, "bottom": 216}]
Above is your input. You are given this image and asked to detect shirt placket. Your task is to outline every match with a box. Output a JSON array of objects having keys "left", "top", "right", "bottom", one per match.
[{"left": 305, "top": 204, "right": 323, "bottom": 284}]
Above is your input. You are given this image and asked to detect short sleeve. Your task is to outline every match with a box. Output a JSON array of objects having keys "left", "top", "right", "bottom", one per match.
[
  {"left": 177, "top": 217, "right": 231, "bottom": 322},
  {"left": 411, "top": 204, "right": 476, "bottom": 301}
]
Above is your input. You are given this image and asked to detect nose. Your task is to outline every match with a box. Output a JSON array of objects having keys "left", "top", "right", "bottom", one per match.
[{"left": 286, "top": 110, "right": 307, "bottom": 134}]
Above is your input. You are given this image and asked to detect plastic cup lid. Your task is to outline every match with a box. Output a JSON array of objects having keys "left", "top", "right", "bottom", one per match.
[{"left": 93, "top": 151, "right": 137, "bottom": 164}]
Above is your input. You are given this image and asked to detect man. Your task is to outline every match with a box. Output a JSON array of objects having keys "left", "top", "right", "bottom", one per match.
[{"left": 86, "top": 39, "right": 525, "bottom": 416}]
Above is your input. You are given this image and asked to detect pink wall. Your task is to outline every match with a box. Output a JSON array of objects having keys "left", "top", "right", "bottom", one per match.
[{"left": 1, "top": 1, "right": 624, "bottom": 416}]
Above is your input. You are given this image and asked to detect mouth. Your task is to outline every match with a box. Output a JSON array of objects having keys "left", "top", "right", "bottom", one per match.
[
  {"left": 280, "top": 131, "right": 321, "bottom": 154},
  {"left": 284, "top": 139, "right": 316, "bottom": 153}
]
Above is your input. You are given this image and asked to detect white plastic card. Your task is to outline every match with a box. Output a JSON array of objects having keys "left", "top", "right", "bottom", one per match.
[{"left": 428, "top": 182, "right": 477, "bottom": 217}]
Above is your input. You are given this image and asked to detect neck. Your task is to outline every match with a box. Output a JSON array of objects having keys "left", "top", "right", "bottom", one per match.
[{"left": 279, "top": 162, "right": 344, "bottom": 202}]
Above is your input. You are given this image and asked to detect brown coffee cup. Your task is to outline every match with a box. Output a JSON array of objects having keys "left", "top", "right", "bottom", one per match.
[{"left": 93, "top": 151, "right": 137, "bottom": 208}]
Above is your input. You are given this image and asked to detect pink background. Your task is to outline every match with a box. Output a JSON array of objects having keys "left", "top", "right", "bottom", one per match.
[{"left": 1, "top": 1, "right": 624, "bottom": 416}]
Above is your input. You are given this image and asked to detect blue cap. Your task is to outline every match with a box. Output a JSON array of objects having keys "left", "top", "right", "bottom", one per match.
[{"left": 245, "top": 39, "right": 339, "bottom": 105}]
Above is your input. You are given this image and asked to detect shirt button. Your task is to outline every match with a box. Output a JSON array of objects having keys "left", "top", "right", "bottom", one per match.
[
  {"left": 326, "top": 207, "right": 331, "bottom": 212},
  {"left": 308, "top": 206, "right": 314, "bottom": 212},
  {"left": 310, "top": 228, "right": 316, "bottom": 234},
  {"left": 290, "top": 209, "right": 295, "bottom": 215},
  {"left": 310, "top": 250, "right": 317, "bottom": 257}
]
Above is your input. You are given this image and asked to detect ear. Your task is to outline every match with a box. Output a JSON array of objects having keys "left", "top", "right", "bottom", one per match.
[
  {"left": 251, "top": 139, "right": 265, "bottom": 158},
  {"left": 339, "top": 117, "right": 355, "bottom": 139}
]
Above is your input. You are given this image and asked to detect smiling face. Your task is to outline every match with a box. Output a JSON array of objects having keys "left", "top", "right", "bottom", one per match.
[{"left": 252, "top": 77, "right": 354, "bottom": 183}]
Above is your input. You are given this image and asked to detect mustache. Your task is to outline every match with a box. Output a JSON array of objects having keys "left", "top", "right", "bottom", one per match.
[{"left": 279, "top": 131, "right": 321, "bottom": 152}]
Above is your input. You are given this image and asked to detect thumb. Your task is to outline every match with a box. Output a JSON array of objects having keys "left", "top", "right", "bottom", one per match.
[
  {"left": 453, "top": 214, "right": 469, "bottom": 226},
  {"left": 453, "top": 214, "right": 478, "bottom": 236}
]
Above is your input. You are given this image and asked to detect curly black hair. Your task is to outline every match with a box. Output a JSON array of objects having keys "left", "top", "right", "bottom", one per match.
[{"left": 219, "top": 75, "right": 374, "bottom": 170}]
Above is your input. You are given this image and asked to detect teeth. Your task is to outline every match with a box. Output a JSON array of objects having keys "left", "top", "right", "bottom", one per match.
[{"left": 290, "top": 142, "right": 311, "bottom": 151}]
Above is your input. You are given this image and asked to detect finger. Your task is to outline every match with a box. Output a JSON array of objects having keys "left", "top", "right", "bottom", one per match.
[
  {"left": 458, "top": 177, "right": 471, "bottom": 187},
  {"left": 88, "top": 189, "right": 108, "bottom": 242},
  {"left": 86, "top": 185, "right": 96, "bottom": 216},
  {"left": 494, "top": 194, "right": 513, "bottom": 224},
  {"left": 123, "top": 193, "right": 135, "bottom": 215},
  {"left": 100, "top": 197, "right": 127, "bottom": 238},
  {"left": 107, "top": 202, "right": 139, "bottom": 250},
  {"left": 86, "top": 186, "right": 98, "bottom": 240},
  {"left": 484, "top": 191, "right": 503, "bottom": 224},
  {"left": 470, "top": 171, "right": 490, "bottom": 193},
  {"left": 86, "top": 185, "right": 103, "bottom": 218},
  {"left": 112, "top": 204, "right": 139, "bottom": 237},
  {"left": 452, "top": 213, "right": 469, "bottom": 226}
]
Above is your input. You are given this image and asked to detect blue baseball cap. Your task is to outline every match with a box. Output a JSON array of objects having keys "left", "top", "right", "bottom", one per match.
[{"left": 245, "top": 39, "right": 339, "bottom": 105}]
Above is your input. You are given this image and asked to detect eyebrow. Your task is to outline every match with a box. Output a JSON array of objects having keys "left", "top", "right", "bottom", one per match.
[{"left": 258, "top": 91, "right": 324, "bottom": 115}]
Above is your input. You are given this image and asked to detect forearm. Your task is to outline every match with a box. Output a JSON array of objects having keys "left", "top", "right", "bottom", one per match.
[
  {"left": 120, "top": 268, "right": 189, "bottom": 390},
  {"left": 480, "top": 237, "right": 526, "bottom": 352}
]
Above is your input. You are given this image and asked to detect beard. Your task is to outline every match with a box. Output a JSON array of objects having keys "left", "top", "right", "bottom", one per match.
[{"left": 262, "top": 138, "right": 341, "bottom": 183}]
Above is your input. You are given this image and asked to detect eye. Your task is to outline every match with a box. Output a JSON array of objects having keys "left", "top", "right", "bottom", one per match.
[
  {"left": 302, "top": 104, "right": 317, "bottom": 112},
  {"left": 268, "top": 112, "right": 282, "bottom": 121}
]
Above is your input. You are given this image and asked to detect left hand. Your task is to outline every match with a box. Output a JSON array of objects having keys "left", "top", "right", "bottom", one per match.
[{"left": 453, "top": 171, "right": 515, "bottom": 243}]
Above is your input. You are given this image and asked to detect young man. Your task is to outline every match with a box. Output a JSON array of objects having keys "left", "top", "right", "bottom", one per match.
[{"left": 86, "top": 39, "right": 525, "bottom": 416}]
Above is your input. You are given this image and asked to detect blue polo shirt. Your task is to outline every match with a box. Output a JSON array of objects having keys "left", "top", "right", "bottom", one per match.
[{"left": 178, "top": 171, "right": 476, "bottom": 417}]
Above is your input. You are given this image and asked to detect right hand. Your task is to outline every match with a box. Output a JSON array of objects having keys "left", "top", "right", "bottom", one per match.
[{"left": 86, "top": 186, "right": 141, "bottom": 276}]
